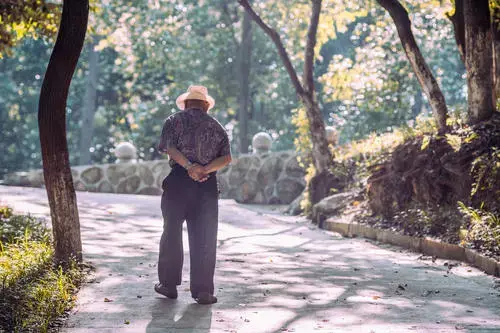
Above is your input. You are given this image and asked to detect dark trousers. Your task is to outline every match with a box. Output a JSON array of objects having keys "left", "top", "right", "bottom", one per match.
[{"left": 158, "top": 165, "right": 219, "bottom": 297}]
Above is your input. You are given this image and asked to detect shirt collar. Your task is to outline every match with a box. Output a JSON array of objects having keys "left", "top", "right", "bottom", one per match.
[{"left": 185, "top": 107, "right": 205, "bottom": 113}]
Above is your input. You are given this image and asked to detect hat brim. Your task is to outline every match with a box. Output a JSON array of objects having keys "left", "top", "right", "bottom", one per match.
[{"left": 176, "top": 92, "right": 215, "bottom": 111}]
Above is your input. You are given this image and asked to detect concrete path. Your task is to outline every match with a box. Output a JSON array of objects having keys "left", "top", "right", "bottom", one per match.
[{"left": 1, "top": 186, "right": 499, "bottom": 333}]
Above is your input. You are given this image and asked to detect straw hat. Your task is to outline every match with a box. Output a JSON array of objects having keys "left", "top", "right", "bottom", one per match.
[{"left": 176, "top": 85, "right": 215, "bottom": 110}]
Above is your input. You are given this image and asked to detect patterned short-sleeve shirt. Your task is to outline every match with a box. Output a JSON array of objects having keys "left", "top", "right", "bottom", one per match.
[{"left": 158, "top": 108, "right": 231, "bottom": 167}]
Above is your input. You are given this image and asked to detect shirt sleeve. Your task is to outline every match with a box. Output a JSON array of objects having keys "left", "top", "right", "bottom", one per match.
[
  {"left": 218, "top": 131, "right": 231, "bottom": 157},
  {"left": 158, "top": 117, "right": 177, "bottom": 153}
]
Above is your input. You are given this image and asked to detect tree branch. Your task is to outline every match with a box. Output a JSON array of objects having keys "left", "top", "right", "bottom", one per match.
[
  {"left": 237, "top": 0, "right": 306, "bottom": 98},
  {"left": 303, "top": 0, "right": 321, "bottom": 97}
]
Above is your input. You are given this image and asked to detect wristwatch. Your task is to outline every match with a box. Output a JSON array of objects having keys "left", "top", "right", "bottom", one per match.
[{"left": 184, "top": 161, "right": 193, "bottom": 170}]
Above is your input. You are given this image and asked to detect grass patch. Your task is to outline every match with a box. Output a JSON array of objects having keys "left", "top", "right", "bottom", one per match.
[{"left": 0, "top": 207, "right": 87, "bottom": 332}]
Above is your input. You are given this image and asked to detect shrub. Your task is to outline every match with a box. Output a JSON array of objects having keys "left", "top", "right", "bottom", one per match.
[
  {"left": 458, "top": 202, "right": 500, "bottom": 258},
  {"left": 0, "top": 206, "right": 50, "bottom": 244},
  {"left": 0, "top": 207, "right": 85, "bottom": 332}
]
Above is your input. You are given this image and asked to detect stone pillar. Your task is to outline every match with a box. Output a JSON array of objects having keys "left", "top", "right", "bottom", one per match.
[
  {"left": 114, "top": 142, "right": 137, "bottom": 163},
  {"left": 252, "top": 132, "right": 272, "bottom": 154}
]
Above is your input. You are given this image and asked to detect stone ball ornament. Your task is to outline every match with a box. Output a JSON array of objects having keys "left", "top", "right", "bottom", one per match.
[
  {"left": 114, "top": 142, "right": 138, "bottom": 163},
  {"left": 252, "top": 132, "right": 273, "bottom": 153},
  {"left": 325, "top": 126, "right": 337, "bottom": 145}
]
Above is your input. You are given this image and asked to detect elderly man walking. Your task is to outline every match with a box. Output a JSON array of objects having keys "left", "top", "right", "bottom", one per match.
[{"left": 155, "top": 85, "right": 232, "bottom": 305}]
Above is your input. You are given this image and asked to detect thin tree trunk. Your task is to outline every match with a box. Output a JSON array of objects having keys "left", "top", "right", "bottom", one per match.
[
  {"left": 238, "top": 9, "right": 252, "bottom": 154},
  {"left": 237, "top": 0, "right": 305, "bottom": 98},
  {"left": 79, "top": 41, "right": 99, "bottom": 165},
  {"left": 238, "top": 0, "right": 333, "bottom": 171},
  {"left": 492, "top": 5, "right": 500, "bottom": 99},
  {"left": 377, "top": 0, "right": 449, "bottom": 133},
  {"left": 38, "top": 0, "right": 88, "bottom": 264},
  {"left": 447, "top": 0, "right": 466, "bottom": 64},
  {"left": 238, "top": 0, "right": 336, "bottom": 204},
  {"left": 464, "top": 0, "right": 495, "bottom": 123}
]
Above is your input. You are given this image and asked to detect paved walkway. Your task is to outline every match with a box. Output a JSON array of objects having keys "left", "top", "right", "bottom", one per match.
[{"left": 1, "top": 186, "right": 499, "bottom": 333}]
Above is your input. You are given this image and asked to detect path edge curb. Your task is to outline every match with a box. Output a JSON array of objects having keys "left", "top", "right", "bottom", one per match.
[{"left": 324, "top": 218, "right": 500, "bottom": 277}]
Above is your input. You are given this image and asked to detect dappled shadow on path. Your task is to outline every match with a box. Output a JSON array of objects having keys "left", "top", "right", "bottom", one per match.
[
  {"left": 146, "top": 300, "right": 212, "bottom": 333},
  {"left": 70, "top": 195, "right": 500, "bottom": 332},
  {"left": 2, "top": 187, "right": 498, "bottom": 332}
]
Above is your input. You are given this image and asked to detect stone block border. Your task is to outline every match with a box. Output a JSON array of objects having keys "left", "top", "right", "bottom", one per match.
[{"left": 324, "top": 218, "right": 500, "bottom": 277}]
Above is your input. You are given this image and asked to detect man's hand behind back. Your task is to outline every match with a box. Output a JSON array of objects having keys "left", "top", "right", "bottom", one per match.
[{"left": 188, "top": 164, "right": 209, "bottom": 182}]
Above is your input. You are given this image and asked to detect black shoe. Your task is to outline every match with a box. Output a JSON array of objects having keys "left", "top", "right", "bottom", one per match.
[
  {"left": 154, "top": 283, "right": 178, "bottom": 299},
  {"left": 195, "top": 292, "right": 217, "bottom": 305}
]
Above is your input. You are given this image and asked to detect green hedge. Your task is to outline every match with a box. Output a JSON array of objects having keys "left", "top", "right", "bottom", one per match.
[{"left": 0, "top": 207, "right": 85, "bottom": 332}]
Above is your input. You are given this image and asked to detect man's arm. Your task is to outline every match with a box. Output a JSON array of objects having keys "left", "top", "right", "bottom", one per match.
[
  {"left": 165, "top": 147, "right": 208, "bottom": 181},
  {"left": 203, "top": 154, "right": 232, "bottom": 174},
  {"left": 164, "top": 147, "right": 192, "bottom": 169}
]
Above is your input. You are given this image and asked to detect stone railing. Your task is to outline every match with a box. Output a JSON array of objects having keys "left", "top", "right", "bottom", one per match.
[{"left": 2, "top": 151, "right": 306, "bottom": 205}]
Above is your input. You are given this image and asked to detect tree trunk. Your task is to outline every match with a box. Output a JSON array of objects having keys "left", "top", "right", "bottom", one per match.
[
  {"left": 38, "top": 0, "right": 88, "bottom": 264},
  {"left": 377, "top": 0, "right": 449, "bottom": 133},
  {"left": 464, "top": 0, "right": 495, "bottom": 123},
  {"left": 447, "top": 0, "right": 466, "bottom": 64},
  {"left": 302, "top": 97, "right": 332, "bottom": 174},
  {"left": 302, "top": 0, "right": 334, "bottom": 175},
  {"left": 492, "top": 5, "right": 500, "bottom": 100},
  {"left": 79, "top": 41, "right": 99, "bottom": 165},
  {"left": 238, "top": 0, "right": 336, "bottom": 203},
  {"left": 238, "top": 9, "right": 252, "bottom": 154}
]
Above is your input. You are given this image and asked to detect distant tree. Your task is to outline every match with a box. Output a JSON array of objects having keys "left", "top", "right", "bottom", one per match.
[
  {"left": 38, "top": 0, "right": 88, "bottom": 263},
  {"left": 238, "top": 8, "right": 253, "bottom": 154},
  {"left": 79, "top": 41, "right": 99, "bottom": 165},
  {"left": 376, "top": 0, "right": 449, "bottom": 133}
]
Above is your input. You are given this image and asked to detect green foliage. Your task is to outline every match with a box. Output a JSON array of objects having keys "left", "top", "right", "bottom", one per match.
[
  {"left": 0, "top": 0, "right": 60, "bottom": 58},
  {"left": 470, "top": 149, "right": 500, "bottom": 197},
  {"left": 320, "top": 1, "right": 465, "bottom": 142},
  {"left": 0, "top": 206, "right": 13, "bottom": 219},
  {"left": 0, "top": 207, "right": 85, "bottom": 332},
  {"left": 458, "top": 202, "right": 500, "bottom": 258},
  {"left": 0, "top": 239, "right": 53, "bottom": 289},
  {"left": 336, "top": 115, "right": 438, "bottom": 164},
  {"left": 0, "top": 209, "right": 50, "bottom": 244}
]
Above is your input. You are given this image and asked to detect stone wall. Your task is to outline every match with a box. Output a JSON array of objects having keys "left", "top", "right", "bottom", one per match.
[
  {"left": 218, "top": 151, "right": 305, "bottom": 204},
  {"left": 3, "top": 160, "right": 171, "bottom": 196},
  {"left": 2, "top": 151, "right": 306, "bottom": 204}
]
